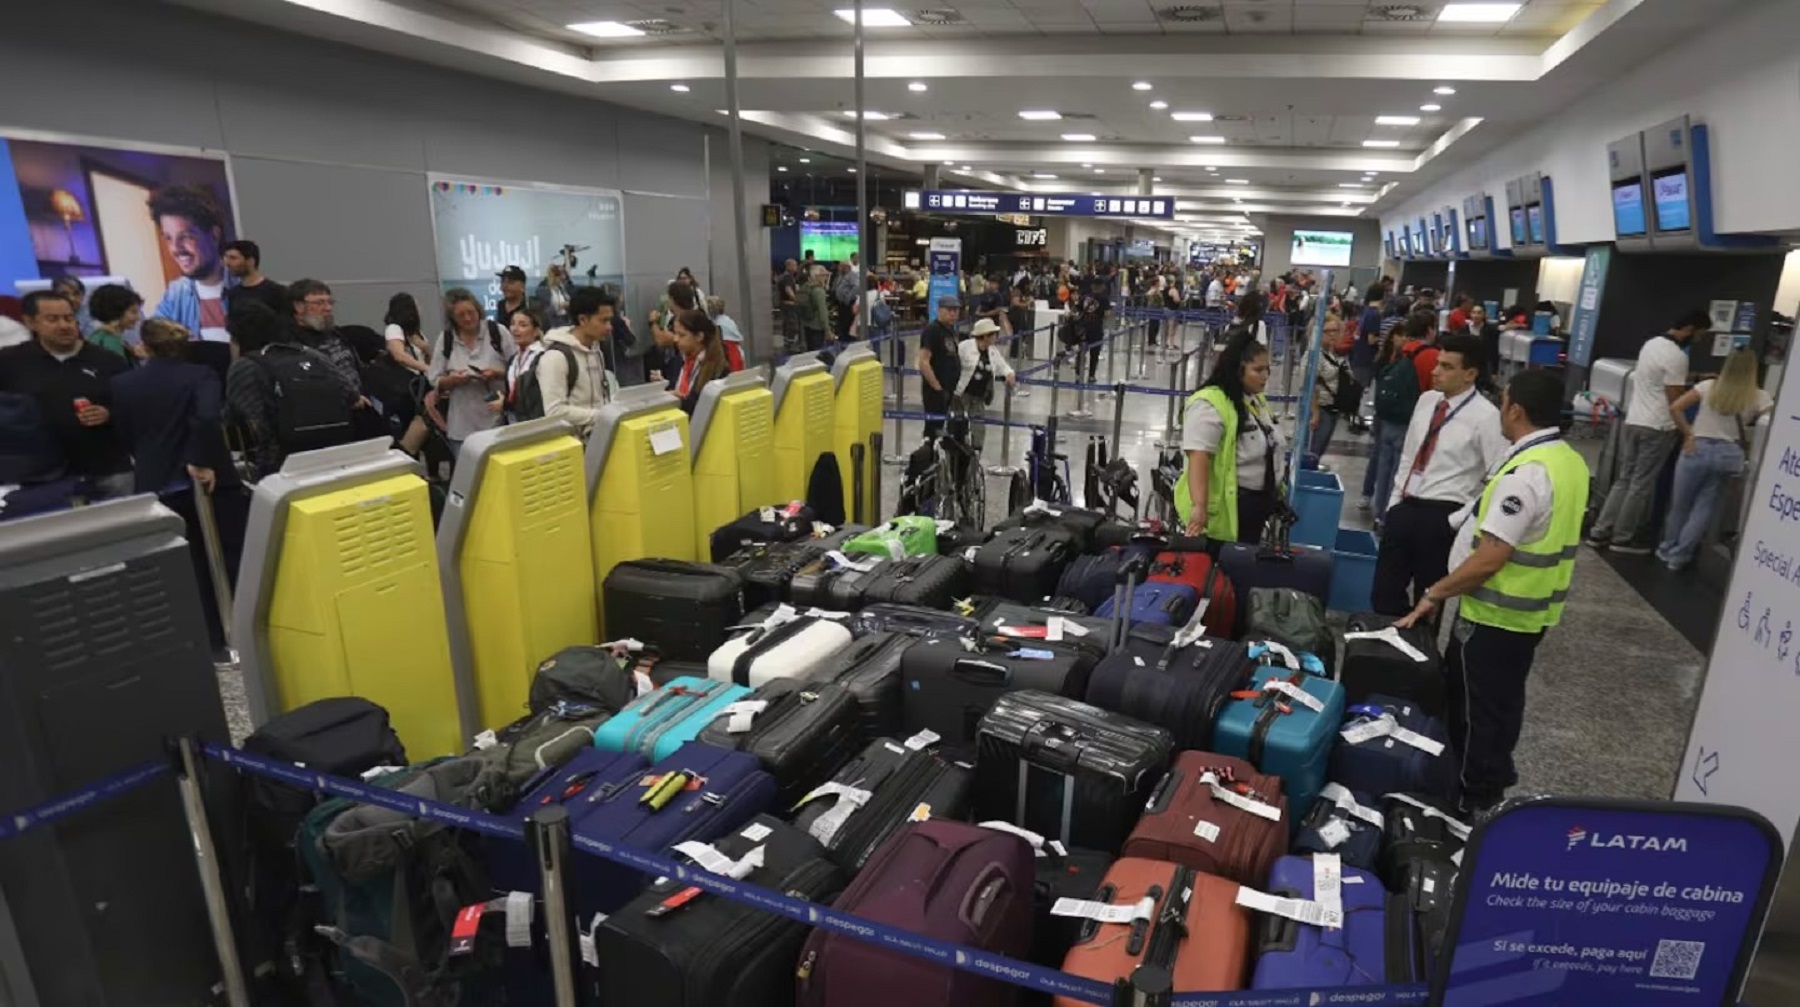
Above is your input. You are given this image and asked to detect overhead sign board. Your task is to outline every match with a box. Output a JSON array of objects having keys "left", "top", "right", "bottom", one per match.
[{"left": 903, "top": 189, "right": 1174, "bottom": 220}]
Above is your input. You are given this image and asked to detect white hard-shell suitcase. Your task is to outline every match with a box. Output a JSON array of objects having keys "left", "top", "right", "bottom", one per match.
[{"left": 707, "top": 607, "right": 855, "bottom": 687}]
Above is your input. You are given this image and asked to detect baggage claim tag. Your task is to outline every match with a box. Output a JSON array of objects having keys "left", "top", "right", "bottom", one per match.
[
  {"left": 1262, "top": 679, "right": 1325, "bottom": 713},
  {"left": 799, "top": 783, "right": 873, "bottom": 845},
  {"left": 1316, "top": 818, "right": 1353, "bottom": 850},
  {"left": 1319, "top": 784, "right": 1385, "bottom": 829},
  {"left": 1233, "top": 888, "right": 1342, "bottom": 930},
  {"left": 1339, "top": 714, "right": 1397, "bottom": 747},
  {"left": 504, "top": 891, "right": 534, "bottom": 949},
  {"left": 1312, "top": 853, "right": 1344, "bottom": 924},
  {"left": 1342, "top": 627, "right": 1431, "bottom": 663},
  {"left": 1388, "top": 794, "right": 1473, "bottom": 841},
  {"left": 721, "top": 701, "right": 768, "bottom": 734},
  {"left": 1387, "top": 724, "right": 1447, "bottom": 757},
  {"left": 1198, "top": 773, "right": 1283, "bottom": 823},
  {"left": 1192, "top": 819, "right": 1222, "bottom": 844},
  {"left": 578, "top": 913, "right": 608, "bottom": 967},
  {"left": 1050, "top": 896, "right": 1156, "bottom": 925},
  {"left": 903, "top": 728, "right": 941, "bottom": 751}
]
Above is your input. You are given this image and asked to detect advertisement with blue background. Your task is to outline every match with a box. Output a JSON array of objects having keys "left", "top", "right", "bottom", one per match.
[
  {"left": 927, "top": 236, "right": 961, "bottom": 315},
  {"left": 1438, "top": 798, "right": 1780, "bottom": 1006},
  {"left": 428, "top": 175, "right": 624, "bottom": 314}
]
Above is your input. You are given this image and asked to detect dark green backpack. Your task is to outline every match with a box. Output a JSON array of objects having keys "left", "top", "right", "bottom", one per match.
[{"left": 1374, "top": 346, "right": 1422, "bottom": 424}]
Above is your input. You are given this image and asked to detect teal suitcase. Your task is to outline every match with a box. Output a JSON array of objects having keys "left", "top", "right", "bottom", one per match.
[
  {"left": 591, "top": 676, "right": 750, "bottom": 761},
  {"left": 843, "top": 516, "right": 940, "bottom": 560},
  {"left": 1211, "top": 643, "right": 1345, "bottom": 833}
]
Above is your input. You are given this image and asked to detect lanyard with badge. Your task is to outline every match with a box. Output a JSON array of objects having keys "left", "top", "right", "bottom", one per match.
[
  {"left": 1401, "top": 389, "right": 1478, "bottom": 498},
  {"left": 1244, "top": 396, "right": 1279, "bottom": 493}
]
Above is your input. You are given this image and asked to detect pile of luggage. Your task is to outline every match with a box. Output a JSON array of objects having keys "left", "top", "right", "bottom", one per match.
[{"left": 236, "top": 501, "right": 1469, "bottom": 1006}]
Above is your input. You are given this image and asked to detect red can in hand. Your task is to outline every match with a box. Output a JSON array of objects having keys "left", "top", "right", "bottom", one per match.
[{"left": 73, "top": 397, "right": 91, "bottom": 412}]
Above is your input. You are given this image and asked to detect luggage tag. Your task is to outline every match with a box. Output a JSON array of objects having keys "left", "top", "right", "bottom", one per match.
[
  {"left": 1261, "top": 678, "right": 1325, "bottom": 714},
  {"left": 578, "top": 913, "right": 607, "bottom": 966},
  {"left": 1050, "top": 895, "right": 1156, "bottom": 925},
  {"left": 824, "top": 550, "right": 880, "bottom": 572},
  {"left": 1318, "top": 783, "right": 1385, "bottom": 829},
  {"left": 796, "top": 781, "right": 874, "bottom": 845},
  {"left": 977, "top": 819, "right": 1049, "bottom": 855},
  {"left": 902, "top": 728, "right": 941, "bottom": 751},
  {"left": 652, "top": 842, "right": 768, "bottom": 916},
  {"left": 504, "top": 891, "right": 534, "bottom": 949},
  {"left": 471, "top": 730, "right": 499, "bottom": 750},
  {"left": 1342, "top": 626, "right": 1431, "bottom": 663},
  {"left": 1233, "top": 888, "right": 1343, "bottom": 931},
  {"left": 718, "top": 700, "right": 769, "bottom": 734},
  {"left": 1339, "top": 710, "right": 1445, "bottom": 756},
  {"left": 1196, "top": 771, "right": 1283, "bottom": 822},
  {"left": 449, "top": 898, "right": 506, "bottom": 956},
  {"left": 1315, "top": 818, "right": 1353, "bottom": 850}
]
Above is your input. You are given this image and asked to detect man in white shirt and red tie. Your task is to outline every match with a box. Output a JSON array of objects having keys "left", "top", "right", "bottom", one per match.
[{"left": 1373, "top": 333, "right": 1510, "bottom": 617}]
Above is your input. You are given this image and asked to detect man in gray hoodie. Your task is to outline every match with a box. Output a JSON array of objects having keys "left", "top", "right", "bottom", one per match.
[{"left": 537, "top": 286, "right": 616, "bottom": 437}]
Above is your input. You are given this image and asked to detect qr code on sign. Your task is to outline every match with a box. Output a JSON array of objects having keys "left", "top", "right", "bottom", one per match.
[{"left": 1650, "top": 939, "right": 1706, "bottom": 980}]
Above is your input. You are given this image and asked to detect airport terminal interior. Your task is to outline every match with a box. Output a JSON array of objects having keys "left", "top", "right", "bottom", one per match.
[{"left": 5, "top": 0, "right": 1800, "bottom": 1003}]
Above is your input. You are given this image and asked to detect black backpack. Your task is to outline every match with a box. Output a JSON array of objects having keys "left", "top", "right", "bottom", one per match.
[
  {"left": 1328, "top": 356, "right": 1363, "bottom": 416},
  {"left": 253, "top": 345, "right": 355, "bottom": 452},
  {"left": 510, "top": 343, "right": 580, "bottom": 421},
  {"left": 439, "top": 320, "right": 507, "bottom": 363}
]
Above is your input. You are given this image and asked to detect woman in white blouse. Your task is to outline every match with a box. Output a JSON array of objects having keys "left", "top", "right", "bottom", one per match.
[{"left": 952, "top": 318, "right": 1017, "bottom": 452}]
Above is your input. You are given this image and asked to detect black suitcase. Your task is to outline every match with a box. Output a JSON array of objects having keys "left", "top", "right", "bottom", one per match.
[
  {"left": 603, "top": 559, "right": 746, "bottom": 661},
  {"left": 1379, "top": 792, "right": 1470, "bottom": 892},
  {"left": 852, "top": 603, "right": 978, "bottom": 640},
  {"left": 1291, "top": 787, "right": 1385, "bottom": 872},
  {"left": 790, "top": 737, "right": 974, "bottom": 870},
  {"left": 849, "top": 554, "right": 971, "bottom": 610},
  {"left": 1082, "top": 624, "right": 1250, "bottom": 752},
  {"left": 901, "top": 635, "right": 1097, "bottom": 745},
  {"left": 970, "top": 525, "right": 1081, "bottom": 604},
  {"left": 993, "top": 504, "right": 1109, "bottom": 554},
  {"left": 1342, "top": 612, "right": 1447, "bottom": 717},
  {"left": 1027, "top": 846, "right": 1115, "bottom": 969},
  {"left": 973, "top": 690, "right": 1173, "bottom": 854},
  {"left": 967, "top": 597, "right": 1113, "bottom": 661},
  {"left": 802, "top": 630, "right": 914, "bottom": 743},
  {"left": 593, "top": 814, "right": 846, "bottom": 1007},
  {"left": 696, "top": 678, "right": 863, "bottom": 807},
  {"left": 709, "top": 503, "right": 818, "bottom": 562},
  {"left": 723, "top": 526, "right": 868, "bottom": 612},
  {"left": 1404, "top": 854, "right": 1458, "bottom": 980}
]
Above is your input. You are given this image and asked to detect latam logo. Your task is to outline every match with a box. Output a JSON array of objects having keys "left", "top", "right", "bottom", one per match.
[{"left": 1566, "top": 825, "right": 1688, "bottom": 853}]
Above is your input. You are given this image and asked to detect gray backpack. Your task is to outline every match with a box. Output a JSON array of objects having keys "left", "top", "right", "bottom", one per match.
[{"left": 1246, "top": 587, "right": 1336, "bottom": 673}]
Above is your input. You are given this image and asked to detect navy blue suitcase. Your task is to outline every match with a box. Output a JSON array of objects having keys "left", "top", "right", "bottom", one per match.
[
  {"left": 1330, "top": 695, "right": 1458, "bottom": 803},
  {"left": 1218, "top": 543, "right": 1333, "bottom": 632},
  {"left": 1092, "top": 581, "right": 1199, "bottom": 627},
  {"left": 1291, "top": 785, "right": 1386, "bottom": 872},
  {"left": 1053, "top": 543, "right": 1158, "bottom": 613},
  {"left": 1250, "top": 855, "right": 1417, "bottom": 989}
]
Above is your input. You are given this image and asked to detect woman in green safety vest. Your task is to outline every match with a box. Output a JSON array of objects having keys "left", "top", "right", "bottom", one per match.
[{"left": 1175, "top": 330, "right": 1286, "bottom": 542}]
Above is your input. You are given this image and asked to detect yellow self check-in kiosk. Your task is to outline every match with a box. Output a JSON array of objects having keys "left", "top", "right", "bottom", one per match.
[
  {"left": 586, "top": 384, "right": 695, "bottom": 635},
  {"left": 438, "top": 419, "right": 596, "bottom": 741},
  {"left": 690, "top": 370, "right": 777, "bottom": 560},
  {"left": 832, "top": 343, "right": 884, "bottom": 522},
  {"left": 234, "top": 439, "right": 461, "bottom": 758},
  {"left": 769, "top": 357, "right": 834, "bottom": 504}
]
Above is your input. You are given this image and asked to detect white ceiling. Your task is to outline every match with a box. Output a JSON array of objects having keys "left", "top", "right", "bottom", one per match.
[{"left": 167, "top": 0, "right": 1752, "bottom": 246}]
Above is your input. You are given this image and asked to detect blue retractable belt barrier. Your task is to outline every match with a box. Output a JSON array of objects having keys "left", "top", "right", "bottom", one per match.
[
  {"left": 0, "top": 760, "right": 170, "bottom": 841},
  {"left": 201, "top": 740, "right": 1433, "bottom": 1006}
]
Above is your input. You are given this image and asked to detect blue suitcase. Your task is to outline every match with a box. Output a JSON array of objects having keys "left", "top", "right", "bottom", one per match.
[
  {"left": 1291, "top": 786, "right": 1385, "bottom": 872},
  {"left": 1054, "top": 543, "right": 1158, "bottom": 612},
  {"left": 1329, "top": 695, "right": 1459, "bottom": 803},
  {"left": 1218, "top": 543, "right": 1333, "bottom": 633},
  {"left": 1211, "top": 650, "right": 1345, "bottom": 830},
  {"left": 488, "top": 746, "right": 650, "bottom": 894},
  {"left": 592, "top": 676, "right": 750, "bottom": 761},
  {"left": 1250, "top": 855, "right": 1415, "bottom": 988},
  {"left": 1093, "top": 581, "right": 1199, "bottom": 627}
]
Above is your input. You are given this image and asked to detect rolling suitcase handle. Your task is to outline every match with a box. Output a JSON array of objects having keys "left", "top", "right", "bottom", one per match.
[
  {"left": 868, "top": 432, "right": 884, "bottom": 524},
  {"left": 1108, "top": 555, "right": 1147, "bottom": 654},
  {"left": 851, "top": 442, "right": 866, "bottom": 525}
]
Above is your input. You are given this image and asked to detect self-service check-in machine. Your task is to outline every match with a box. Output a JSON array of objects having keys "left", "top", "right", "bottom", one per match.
[
  {"left": 438, "top": 419, "right": 596, "bottom": 742},
  {"left": 234, "top": 439, "right": 460, "bottom": 758},
  {"left": 831, "top": 343, "right": 884, "bottom": 524},
  {"left": 0, "top": 497, "right": 232, "bottom": 1007},
  {"left": 690, "top": 370, "right": 776, "bottom": 560},
  {"left": 586, "top": 384, "right": 695, "bottom": 635},
  {"left": 769, "top": 357, "right": 835, "bottom": 505}
]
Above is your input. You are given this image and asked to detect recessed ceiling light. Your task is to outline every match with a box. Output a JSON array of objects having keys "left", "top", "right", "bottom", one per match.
[
  {"left": 567, "top": 20, "right": 645, "bottom": 37},
  {"left": 1363, "top": 140, "right": 1401, "bottom": 148},
  {"left": 1061, "top": 133, "right": 1097, "bottom": 142},
  {"left": 961, "top": 165, "right": 971, "bottom": 170},
  {"left": 799, "top": 157, "right": 811, "bottom": 163},
  {"left": 1149, "top": 100, "right": 1169, "bottom": 110},
  {"left": 1376, "top": 115, "right": 1421, "bottom": 126},
  {"left": 1032, "top": 173, "right": 1058, "bottom": 179},
  {"left": 1189, "top": 136, "right": 1226, "bottom": 144},
  {"left": 1153, "top": 176, "right": 1162, "bottom": 182},
  {"left": 1437, "top": 3, "right": 1521, "bottom": 23},
  {"left": 1080, "top": 163, "right": 1093, "bottom": 168},
  {"left": 1365, "top": 171, "right": 1381, "bottom": 176},
  {"left": 908, "top": 81, "right": 928, "bottom": 92},
  {"left": 1132, "top": 81, "right": 1154, "bottom": 91},
  {"left": 669, "top": 83, "right": 691, "bottom": 92},
  {"left": 1170, "top": 112, "right": 1214, "bottom": 122},
  {"left": 1018, "top": 110, "right": 1062, "bottom": 121},
  {"left": 1233, "top": 197, "right": 1243, "bottom": 203},
  {"left": 843, "top": 110, "right": 892, "bottom": 120},
  {"left": 833, "top": 8, "right": 913, "bottom": 26},
  {"left": 776, "top": 166, "right": 788, "bottom": 172},
  {"left": 1434, "top": 86, "right": 1458, "bottom": 95},
  {"left": 1226, "top": 178, "right": 1250, "bottom": 184},
  {"left": 1090, "top": 191, "right": 1104, "bottom": 196},
  {"left": 848, "top": 167, "right": 857, "bottom": 173},
  {"left": 1420, "top": 104, "right": 1442, "bottom": 112},
  {"left": 1094, "top": 168, "right": 1106, "bottom": 174},
  {"left": 909, "top": 131, "right": 946, "bottom": 141}
]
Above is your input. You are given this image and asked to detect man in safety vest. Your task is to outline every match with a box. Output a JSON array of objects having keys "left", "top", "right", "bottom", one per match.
[{"left": 1396, "top": 369, "right": 1589, "bottom": 814}]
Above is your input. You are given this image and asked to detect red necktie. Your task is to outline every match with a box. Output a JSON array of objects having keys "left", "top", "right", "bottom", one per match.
[{"left": 1404, "top": 397, "right": 1452, "bottom": 499}]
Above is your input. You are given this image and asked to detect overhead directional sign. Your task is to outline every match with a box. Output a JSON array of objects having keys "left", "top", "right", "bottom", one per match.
[{"left": 903, "top": 189, "right": 1174, "bottom": 220}]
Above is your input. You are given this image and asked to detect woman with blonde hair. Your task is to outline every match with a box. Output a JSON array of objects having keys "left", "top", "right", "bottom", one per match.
[{"left": 1657, "top": 348, "right": 1773, "bottom": 570}]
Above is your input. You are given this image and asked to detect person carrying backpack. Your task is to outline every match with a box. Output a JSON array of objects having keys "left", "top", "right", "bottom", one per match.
[
  {"left": 225, "top": 301, "right": 360, "bottom": 479},
  {"left": 1364, "top": 312, "right": 1435, "bottom": 520},
  {"left": 428, "top": 288, "right": 513, "bottom": 455},
  {"left": 1309, "top": 342, "right": 1351, "bottom": 471}
]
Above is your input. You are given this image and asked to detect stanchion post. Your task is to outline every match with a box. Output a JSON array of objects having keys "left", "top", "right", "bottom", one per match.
[
  {"left": 173, "top": 736, "right": 252, "bottom": 1007},
  {"left": 1161, "top": 350, "right": 1181, "bottom": 448},
  {"left": 1281, "top": 320, "right": 1300, "bottom": 421},
  {"left": 528, "top": 805, "right": 581, "bottom": 1007},
  {"left": 989, "top": 381, "right": 1019, "bottom": 476},
  {"left": 192, "top": 477, "right": 235, "bottom": 657},
  {"left": 884, "top": 344, "right": 906, "bottom": 465},
  {"left": 1048, "top": 351, "right": 1063, "bottom": 419},
  {"left": 869, "top": 432, "right": 885, "bottom": 521},
  {"left": 1110, "top": 381, "right": 1126, "bottom": 450},
  {"left": 1122, "top": 319, "right": 1135, "bottom": 385}
]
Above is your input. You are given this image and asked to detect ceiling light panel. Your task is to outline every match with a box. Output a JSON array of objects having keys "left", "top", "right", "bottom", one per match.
[
  {"left": 1170, "top": 112, "right": 1214, "bottom": 122},
  {"left": 843, "top": 110, "right": 892, "bottom": 120},
  {"left": 669, "top": 83, "right": 690, "bottom": 92},
  {"left": 1018, "top": 110, "right": 1062, "bottom": 121},
  {"left": 833, "top": 8, "right": 913, "bottom": 26},
  {"left": 1420, "top": 104, "right": 1442, "bottom": 112},
  {"left": 1375, "top": 115, "right": 1421, "bottom": 125},
  {"left": 1061, "top": 133, "right": 1096, "bottom": 141},
  {"left": 1132, "top": 81, "right": 1153, "bottom": 91},
  {"left": 910, "top": 131, "right": 946, "bottom": 140},
  {"left": 908, "top": 81, "right": 928, "bottom": 92},
  {"left": 1363, "top": 140, "right": 1401, "bottom": 148},
  {"left": 1434, "top": 86, "right": 1458, "bottom": 95},
  {"left": 1149, "top": 101, "right": 1168, "bottom": 110},
  {"left": 1437, "top": 3, "right": 1522, "bottom": 23},
  {"left": 567, "top": 21, "right": 644, "bottom": 37},
  {"left": 1189, "top": 136, "right": 1226, "bottom": 144}
]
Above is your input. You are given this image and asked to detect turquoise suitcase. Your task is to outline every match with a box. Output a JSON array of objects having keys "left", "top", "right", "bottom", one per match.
[
  {"left": 1211, "top": 644, "right": 1345, "bottom": 833},
  {"left": 591, "top": 676, "right": 750, "bottom": 761}
]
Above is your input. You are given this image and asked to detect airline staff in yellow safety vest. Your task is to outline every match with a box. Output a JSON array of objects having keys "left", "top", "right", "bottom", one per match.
[
  {"left": 1174, "top": 331, "right": 1286, "bottom": 543},
  {"left": 1395, "top": 369, "right": 1590, "bottom": 814}
]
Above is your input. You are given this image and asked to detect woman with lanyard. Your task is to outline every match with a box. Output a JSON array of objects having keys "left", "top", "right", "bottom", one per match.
[
  {"left": 1175, "top": 330, "right": 1286, "bottom": 543},
  {"left": 671, "top": 309, "right": 728, "bottom": 415},
  {"left": 503, "top": 307, "right": 549, "bottom": 421}
]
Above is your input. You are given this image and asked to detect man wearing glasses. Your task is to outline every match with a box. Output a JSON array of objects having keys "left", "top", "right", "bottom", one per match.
[{"left": 286, "top": 279, "right": 368, "bottom": 410}]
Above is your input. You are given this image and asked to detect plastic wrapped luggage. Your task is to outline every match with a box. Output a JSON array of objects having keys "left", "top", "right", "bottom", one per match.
[
  {"left": 721, "top": 524, "right": 866, "bottom": 611},
  {"left": 801, "top": 631, "right": 914, "bottom": 742},
  {"left": 1093, "top": 581, "right": 1199, "bottom": 628},
  {"left": 852, "top": 602, "right": 978, "bottom": 640},
  {"left": 1379, "top": 793, "right": 1470, "bottom": 892},
  {"left": 1146, "top": 549, "right": 1237, "bottom": 639},
  {"left": 790, "top": 736, "right": 974, "bottom": 870},
  {"left": 1245, "top": 588, "right": 1336, "bottom": 675},
  {"left": 993, "top": 503, "right": 1108, "bottom": 553},
  {"left": 968, "top": 597, "right": 1113, "bottom": 661},
  {"left": 1210, "top": 643, "right": 1346, "bottom": 829},
  {"left": 709, "top": 502, "right": 818, "bottom": 562},
  {"left": 1249, "top": 855, "right": 1415, "bottom": 989},
  {"left": 603, "top": 560, "right": 746, "bottom": 662},
  {"left": 1121, "top": 750, "right": 1287, "bottom": 887},
  {"left": 973, "top": 690, "right": 1173, "bottom": 854},
  {"left": 969, "top": 524, "right": 1081, "bottom": 603},
  {"left": 707, "top": 608, "right": 855, "bottom": 687},
  {"left": 594, "top": 815, "right": 846, "bottom": 1007},
  {"left": 1053, "top": 859, "right": 1251, "bottom": 1005},
  {"left": 696, "top": 679, "right": 862, "bottom": 806},
  {"left": 592, "top": 676, "right": 751, "bottom": 761},
  {"left": 902, "top": 636, "right": 1098, "bottom": 745},
  {"left": 1217, "top": 542, "right": 1333, "bottom": 625},
  {"left": 1330, "top": 695, "right": 1457, "bottom": 803},
  {"left": 796, "top": 820, "right": 1035, "bottom": 1007},
  {"left": 1340, "top": 613, "right": 1446, "bottom": 717},
  {"left": 1083, "top": 623, "right": 1250, "bottom": 752},
  {"left": 1292, "top": 784, "right": 1386, "bottom": 873},
  {"left": 842, "top": 516, "right": 940, "bottom": 559}
]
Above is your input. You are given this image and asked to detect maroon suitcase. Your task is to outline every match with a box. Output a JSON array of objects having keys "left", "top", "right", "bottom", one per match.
[{"left": 796, "top": 820, "right": 1036, "bottom": 1007}]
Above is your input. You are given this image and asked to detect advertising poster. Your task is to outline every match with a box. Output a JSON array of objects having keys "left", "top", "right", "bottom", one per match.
[
  {"left": 926, "top": 237, "right": 960, "bottom": 316},
  {"left": 1290, "top": 229, "right": 1354, "bottom": 267},
  {"left": 1565, "top": 245, "right": 1612, "bottom": 367},
  {"left": 0, "top": 132, "right": 238, "bottom": 341},
  {"left": 428, "top": 175, "right": 625, "bottom": 315}
]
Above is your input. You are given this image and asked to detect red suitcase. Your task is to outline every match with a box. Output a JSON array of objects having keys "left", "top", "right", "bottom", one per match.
[
  {"left": 1147, "top": 550, "right": 1236, "bottom": 639},
  {"left": 1052, "top": 857, "right": 1252, "bottom": 1005},
  {"left": 1121, "top": 750, "right": 1288, "bottom": 888}
]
